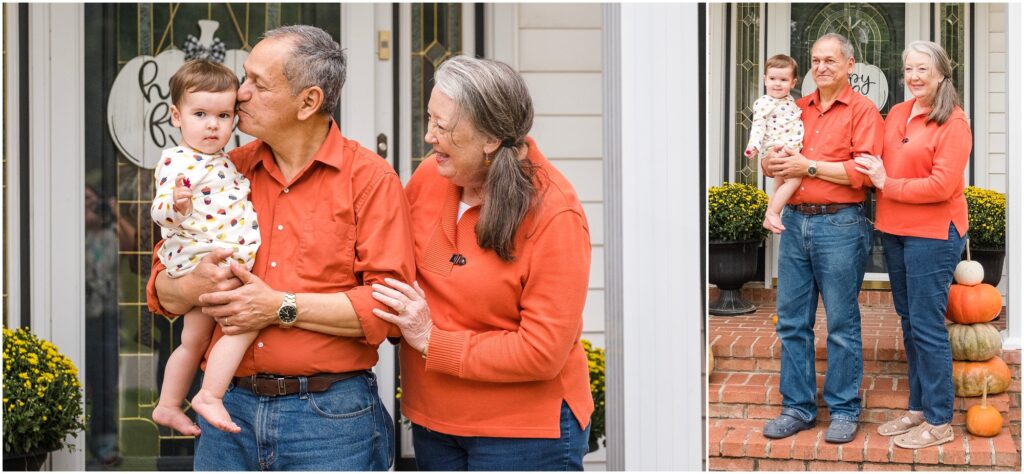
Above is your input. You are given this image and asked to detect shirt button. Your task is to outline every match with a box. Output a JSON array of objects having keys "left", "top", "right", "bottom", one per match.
[
  {"left": 810, "top": 148, "right": 814, "bottom": 151},
  {"left": 271, "top": 261, "right": 277, "bottom": 268},
  {"left": 277, "top": 224, "right": 284, "bottom": 231},
  {"left": 815, "top": 130, "right": 819, "bottom": 134},
  {"left": 257, "top": 342, "right": 264, "bottom": 348},
  {"left": 283, "top": 188, "right": 290, "bottom": 194}
]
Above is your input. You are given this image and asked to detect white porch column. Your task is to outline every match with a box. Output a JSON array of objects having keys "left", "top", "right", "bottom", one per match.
[
  {"left": 1005, "top": 2, "right": 1021, "bottom": 349},
  {"left": 28, "top": 3, "right": 87, "bottom": 470},
  {"left": 604, "top": 3, "right": 702, "bottom": 470}
]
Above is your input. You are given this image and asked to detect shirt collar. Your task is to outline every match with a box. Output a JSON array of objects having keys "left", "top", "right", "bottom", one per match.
[
  {"left": 253, "top": 119, "right": 347, "bottom": 172},
  {"left": 807, "top": 82, "right": 855, "bottom": 107}
]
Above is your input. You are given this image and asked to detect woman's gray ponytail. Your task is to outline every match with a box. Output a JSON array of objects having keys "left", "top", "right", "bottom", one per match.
[{"left": 435, "top": 56, "right": 536, "bottom": 261}]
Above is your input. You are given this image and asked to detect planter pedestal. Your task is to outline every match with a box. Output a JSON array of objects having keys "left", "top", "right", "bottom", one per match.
[{"left": 709, "top": 240, "right": 761, "bottom": 316}]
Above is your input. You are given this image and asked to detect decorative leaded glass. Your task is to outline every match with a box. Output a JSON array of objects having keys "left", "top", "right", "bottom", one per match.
[
  {"left": 733, "top": 3, "right": 760, "bottom": 185},
  {"left": 411, "top": 3, "right": 463, "bottom": 171},
  {"left": 83, "top": 4, "right": 340, "bottom": 468},
  {"left": 940, "top": 3, "right": 966, "bottom": 104},
  {"left": 791, "top": 3, "right": 905, "bottom": 117}
]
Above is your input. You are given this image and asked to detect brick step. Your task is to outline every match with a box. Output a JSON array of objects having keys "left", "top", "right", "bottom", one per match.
[
  {"left": 709, "top": 419, "right": 1020, "bottom": 471},
  {"left": 709, "top": 372, "right": 1013, "bottom": 427},
  {"left": 711, "top": 332, "right": 1021, "bottom": 366}
]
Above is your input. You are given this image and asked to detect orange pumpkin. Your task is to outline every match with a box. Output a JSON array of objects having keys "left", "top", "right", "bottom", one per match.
[
  {"left": 966, "top": 376, "right": 1004, "bottom": 437},
  {"left": 946, "top": 283, "right": 1002, "bottom": 324},
  {"left": 952, "top": 357, "right": 1012, "bottom": 397}
]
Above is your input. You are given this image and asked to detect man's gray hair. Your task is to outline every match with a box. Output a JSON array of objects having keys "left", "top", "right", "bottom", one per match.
[
  {"left": 815, "top": 33, "right": 855, "bottom": 61},
  {"left": 263, "top": 25, "right": 346, "bottom": 114}
]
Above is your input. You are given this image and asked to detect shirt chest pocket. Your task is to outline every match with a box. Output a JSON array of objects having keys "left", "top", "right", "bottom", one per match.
[
  {"left": 298, "top": 217, "right": 357, "bottom": 282},
  {"left": 818, "top": 128, "right": 852, "bottom": 159}
]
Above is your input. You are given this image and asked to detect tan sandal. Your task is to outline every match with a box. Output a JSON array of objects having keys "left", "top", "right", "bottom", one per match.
[
  {"left": 894, "top": 422, "right": 953, "bottom": 449},
  {"left": 877, "top": 411, "right": 925, "bottom": 436}
]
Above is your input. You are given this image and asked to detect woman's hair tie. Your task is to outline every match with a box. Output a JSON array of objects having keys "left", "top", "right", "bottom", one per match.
[{"left": 501, "top": 138, "right": 517, "bottom": 148}]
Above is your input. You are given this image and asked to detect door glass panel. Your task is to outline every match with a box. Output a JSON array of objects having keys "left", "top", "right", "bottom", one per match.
[
  {"left": 790, "top": 3, "right": 905, "bottom": 275},
  {"left": 410, "top": 3, "right": 464, "bottom": 173},
  {"left": 83, "top": 3, "right": 340, "bottom": 469},
  {"left": 733, "top": 3, "right": 762, "bottom": 186}
]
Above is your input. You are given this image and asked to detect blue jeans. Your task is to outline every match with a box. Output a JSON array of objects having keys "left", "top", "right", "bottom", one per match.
[
  {"left": 193, "top": 371, "right": 394, "bottom": 471},
  {"left": 882, "top": 223, "right": 965, "bottom": 425},
  {"left": 411, "top": 401, "right": 590, "bottom": 471},
  {"left": 776, "top": 205, "right": 872, "bottom": 422}
]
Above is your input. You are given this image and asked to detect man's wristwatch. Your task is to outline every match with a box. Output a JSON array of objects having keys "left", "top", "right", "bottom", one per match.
[
  {"left": 277, "top": 292, "right": 298, "bottom": 328},
  {"left": 807, "top": 161, "right": 818, "bottom": 177}
]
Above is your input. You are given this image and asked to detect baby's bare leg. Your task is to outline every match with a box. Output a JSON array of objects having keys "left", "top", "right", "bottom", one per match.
[
  {"left": 764, "top": 176, "right": 801, "bottom": 233},
  {"left": 190, "top": 331, "right": 258, "bottom": 433},
  {"left": 153, "top": 308, "right": 214, "bottom": 436}
]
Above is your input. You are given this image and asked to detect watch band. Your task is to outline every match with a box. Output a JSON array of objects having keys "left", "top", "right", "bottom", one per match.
[{"left": 278, "top": 292, "right": 298, "bottom": 328}]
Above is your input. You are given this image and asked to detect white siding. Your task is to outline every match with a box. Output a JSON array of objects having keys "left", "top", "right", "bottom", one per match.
[
  {"left": 514, "top": 4, "right": 607, "bottom": 469},
  {"left": 976, "top": 4, "right": 1010, "bottom": 297}
]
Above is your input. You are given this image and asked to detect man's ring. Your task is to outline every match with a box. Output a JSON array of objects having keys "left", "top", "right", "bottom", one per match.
[{"left": 395, "top": 302, "right": 406, "bottom": 313}]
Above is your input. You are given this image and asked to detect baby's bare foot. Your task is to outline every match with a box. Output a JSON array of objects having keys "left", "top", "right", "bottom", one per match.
[
  {"left": 152, "top": 404, "right": 201, "bottom": 436},
  {"left": 192, "top": 389, "right": 241, "bottom": 433},
  {"left": 763, "top": 213, "right": 785, "bottom": 234}
]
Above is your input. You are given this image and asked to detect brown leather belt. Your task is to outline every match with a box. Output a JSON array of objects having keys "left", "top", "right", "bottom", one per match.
[
  {"left": 788, "top": 203, "right": 860, "bottom": 216},
  {"left": 232, "top": 371, "right": 367, "bottom": 397}
]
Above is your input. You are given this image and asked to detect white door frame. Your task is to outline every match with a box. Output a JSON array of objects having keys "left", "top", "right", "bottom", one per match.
[{"left": 21, "top": 3, "right": 88, "bottom": 470}]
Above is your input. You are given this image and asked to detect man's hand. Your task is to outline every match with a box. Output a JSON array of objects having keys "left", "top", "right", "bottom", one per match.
[
  {"left": 764, "top": 147, "right": 811, "bottom": 179},
  {"left": 199, "top": 262, "right": 282, "bottom": 336},
  {"left": 156, "top": 248, "right": 242, "bottom": 314}
]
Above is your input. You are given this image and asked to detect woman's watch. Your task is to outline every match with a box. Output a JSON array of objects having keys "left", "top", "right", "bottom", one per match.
[
  {"left": 277, "top": 292, "right": 298, "bottom": 328},
  {"left": 807, "top": 161, "right": 818, "bottom": 177}
]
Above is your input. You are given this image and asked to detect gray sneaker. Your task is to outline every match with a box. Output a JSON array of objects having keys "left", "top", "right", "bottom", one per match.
[
  {"left": 825, "top": 419, "right": 859, "bottom": 444},
  {"left": 763, "top": 413, "right": 816, "bottom": 439}
]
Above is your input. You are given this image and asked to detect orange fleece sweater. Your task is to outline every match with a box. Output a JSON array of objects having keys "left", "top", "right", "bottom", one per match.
[
  {"left": 875, "top": 99, "right": 971, "bottom": 239},
  {"left": 399, "top": 138, "right": 595, "bottom": 438}
]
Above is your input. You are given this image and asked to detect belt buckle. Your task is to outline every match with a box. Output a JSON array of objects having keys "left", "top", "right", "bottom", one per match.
[{"left": 277, "top": 378, "right": 288, "bottom": 396}]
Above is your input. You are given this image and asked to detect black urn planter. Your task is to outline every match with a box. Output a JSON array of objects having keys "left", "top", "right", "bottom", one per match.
[
  {"left": 3, "top": 450, "right": 49, "bottom": 471},
  {"left": 709, "top": 240, "right": 762, "bottom": 316},
  {"left": 963, "top": 247, "right": 1006, "bottom": 287}
]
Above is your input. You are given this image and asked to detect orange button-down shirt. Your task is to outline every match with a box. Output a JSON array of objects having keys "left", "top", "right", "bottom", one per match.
[
  {"left": 875, "top": 99, "right": 971, "bottom": 239},
  {"left": 146, "top": 121, "right": 416, "bottom": 376},
  {"left": 399, "top": 138, "right": 595, "bottom": 438},
  {"left": 790, "top": 83, "right": 884, "bottom": 205}
]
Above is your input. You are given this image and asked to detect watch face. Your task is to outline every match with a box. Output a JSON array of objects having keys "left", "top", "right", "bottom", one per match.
[{"left": 279, "top": 306, "right": 298, "bottom": 323}]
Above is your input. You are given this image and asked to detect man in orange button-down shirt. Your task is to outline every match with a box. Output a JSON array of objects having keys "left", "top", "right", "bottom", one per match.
[
  {"left": 146, "top": 26, "right": 414, "bottom": 470},
  {"left": 759, "top": 33, "right": 884, "bottom": 445}
]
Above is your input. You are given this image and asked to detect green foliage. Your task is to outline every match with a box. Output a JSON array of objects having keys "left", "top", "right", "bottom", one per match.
[
  {"left": 708, "top": 182, "right": 770, "bottom": 242},
  {"left": 965, "top": 186, "right": 1006, "bottom": 248},
  {"left": 582, "top": 339, "right": 605, "bottom": 449},
  {"left": 3, "top": 327, "right": 87, "bottom": 455}
]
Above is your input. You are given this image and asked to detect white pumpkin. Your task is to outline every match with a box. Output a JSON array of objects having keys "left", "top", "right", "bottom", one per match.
[{"left": 954, "top": 260, "right": 985, "bottom": 286}]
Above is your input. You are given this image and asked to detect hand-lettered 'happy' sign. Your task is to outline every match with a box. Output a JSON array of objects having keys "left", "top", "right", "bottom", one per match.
[
  {"left": 801, "top": 63, "right": 889, "bottom": 110},
  {"left": 107, "top": 20, "right": 254, "bottom": 169}
]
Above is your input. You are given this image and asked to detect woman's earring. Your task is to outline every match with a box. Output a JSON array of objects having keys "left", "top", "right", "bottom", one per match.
[{"left": 484, "top": 155, "right": 493, "bottom": 167}]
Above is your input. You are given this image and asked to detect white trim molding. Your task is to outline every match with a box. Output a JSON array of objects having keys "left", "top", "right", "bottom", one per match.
[
  {"left": 1004, "top": 2, "right": 1021, "bottom": 349},
  {"left": 606, "top": 3, "right": 702, "bottom": 470},
  {"left": 4, "top": 3, "right": 24, "bottom": 329},
  {"left": 29, "top": 3, "right": 87, "bottom": 469}
]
